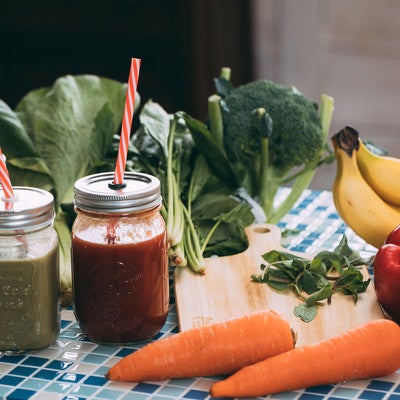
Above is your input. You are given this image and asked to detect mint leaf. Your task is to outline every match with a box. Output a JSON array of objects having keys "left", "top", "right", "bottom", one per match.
[{"left": 294, "top": 304, "right": 317, "bottom": 322}]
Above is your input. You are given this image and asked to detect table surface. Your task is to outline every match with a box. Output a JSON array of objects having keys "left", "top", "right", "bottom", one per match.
[{"left": 1, "top": 189, "right": 399, "bottom": 400}]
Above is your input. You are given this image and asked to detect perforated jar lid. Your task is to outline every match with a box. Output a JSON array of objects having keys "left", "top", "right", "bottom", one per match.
[
  {"left": 74, "top": 172, "right": 162, "bottom": 213},
  {"left": 0, "top": 187, "right": 55, "bottom": 231}
]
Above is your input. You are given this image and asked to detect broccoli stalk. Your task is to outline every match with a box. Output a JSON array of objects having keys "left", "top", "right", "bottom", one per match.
[
  {"left": 260, "top": 94, "right": 334, "bottom": 223},
  {"left": 254, "top": 108, "right": 274, "bottom": 219},
  {"left": 208, "top": 95, "right": 224, "bottom": 149},
  {"left": 220, "top": 67, "right": 231, "bottom": 81},
  {"left": 207, "top": 67, "right": 233, "bottom": 150}
]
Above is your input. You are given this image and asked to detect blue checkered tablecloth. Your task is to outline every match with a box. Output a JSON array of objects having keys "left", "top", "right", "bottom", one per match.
[{"left": 1, "top": 189, "right": 399, "bottom": 400}]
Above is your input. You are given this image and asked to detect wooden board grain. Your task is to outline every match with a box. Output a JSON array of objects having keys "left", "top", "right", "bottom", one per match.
[{"left": 174, "top": 223, "right": 384, "bottom": 346}]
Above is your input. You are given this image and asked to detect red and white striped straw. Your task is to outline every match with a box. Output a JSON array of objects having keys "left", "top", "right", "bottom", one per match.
[
  {"left": 0, "top": 148, "right": 14, "bottom": 200},
  {"left": 113, "top": 57, "right": 141, "bottom": 186}
]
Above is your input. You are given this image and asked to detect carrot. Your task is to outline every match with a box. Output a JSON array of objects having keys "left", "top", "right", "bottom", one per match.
[
  {"left": 106, "top": 309, "right": 294, "bottom": 382},
  {"left": 210, "top": 318, "right": 400, "bottom": 399}
]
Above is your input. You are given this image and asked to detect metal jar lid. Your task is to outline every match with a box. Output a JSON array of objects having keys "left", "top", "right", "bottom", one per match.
[
  {"left": 0, "top": 187, "right": 55, "bottom": 231},
  {"left": 74, "top": 172, "right": 162, "bottom": 213}
]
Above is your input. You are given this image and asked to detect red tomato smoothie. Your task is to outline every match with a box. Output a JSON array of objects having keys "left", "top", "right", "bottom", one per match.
[{"left": 72, "top": 230, "right": 169, "bottom": 344}]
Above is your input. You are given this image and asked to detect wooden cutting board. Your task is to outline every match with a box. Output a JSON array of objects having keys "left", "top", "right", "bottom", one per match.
[{"left": 174, "top": 223, "right": 384, "bottom": 346}]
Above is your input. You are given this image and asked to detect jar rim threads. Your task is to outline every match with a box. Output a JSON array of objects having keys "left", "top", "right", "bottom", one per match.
[
  {"left": 74, "top": 172, "right": 161, "bottom": 213},
  {"left": 0, "top": 187, "right": 55, "bottom": 232}
]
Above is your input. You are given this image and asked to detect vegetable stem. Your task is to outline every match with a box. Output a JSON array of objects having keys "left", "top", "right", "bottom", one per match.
[
  {"left": 166, "top": 117, "right": 184, "bottom": 246},
  {"left": 319, "top": 94, "right": 335, "bottom": 140},
  {"left": 182, "top": 205, "right": 205, "bottom": 274},
  {"left": 201, "top": 219, "right": 222, "bottom": 254},
  {"left": 208, "top": 94, "right": 224, "bottom": 149},
  {"left": 268, "top": 167, "right": 314, "bottom": 224},
  {"left": 220, "top": 67, "right": 231, "bottom": 81},
  {"left": 259, "top": 137, "right": 277, "bottom": 220}
]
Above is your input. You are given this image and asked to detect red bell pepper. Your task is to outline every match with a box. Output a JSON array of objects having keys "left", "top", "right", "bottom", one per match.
[
  {"left": 373, "top": 226, "right": 400, "bottom": 324},
  {"left": 385, "top": 225, "right": 400, "bottom": 246}
]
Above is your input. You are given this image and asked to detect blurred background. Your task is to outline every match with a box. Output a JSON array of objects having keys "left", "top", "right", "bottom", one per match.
[{"left": 1, "top": 0, "right": 399, "bottom": 190}]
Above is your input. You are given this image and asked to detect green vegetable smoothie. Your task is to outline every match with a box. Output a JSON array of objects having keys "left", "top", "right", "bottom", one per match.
[
  {"left": 0, "top": 245, "right": 59, "bottom": 352},
  {"left": 0, "top": 186, "right": 60, "bottom": 353}
]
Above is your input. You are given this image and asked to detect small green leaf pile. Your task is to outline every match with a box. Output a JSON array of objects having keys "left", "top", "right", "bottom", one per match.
[{"left": 251, "top": 236, "right": 371, "bottom": 322}]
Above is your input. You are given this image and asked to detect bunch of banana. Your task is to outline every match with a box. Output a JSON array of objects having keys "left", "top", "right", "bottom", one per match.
[{"left": 331, "top": 126, "right": 400, "bottom": 248}]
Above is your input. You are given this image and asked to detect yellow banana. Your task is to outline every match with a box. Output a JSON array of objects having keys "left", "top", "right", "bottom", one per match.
[
  {"left": 357, "top": 138, "right": 400, "bottom": 206},
  {"left": 332, "top": 128, "right": 400, "bottom": 248}
]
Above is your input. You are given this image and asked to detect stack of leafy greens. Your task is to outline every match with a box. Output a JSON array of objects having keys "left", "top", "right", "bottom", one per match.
[
  {"left": 0, "top": 68, "right": 335, "bottom": 306},
  {"left": 123, "top": 101, "right": 255, "bottom": 273}
]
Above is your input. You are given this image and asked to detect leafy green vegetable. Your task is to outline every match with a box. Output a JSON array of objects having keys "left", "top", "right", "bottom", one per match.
[
  {"left": 126, "top": 100, "right": 255, "bottom": 272},
  {"left": 3, "top": 75, "right": 130, "bottom": 205},
  {"left": 0, "top": 75, "right": 135, "bottom": 304},
  {"left": 183, "top": 68, "right": 335, "bottom": 224},
  {"left": 294, "top": 303, "right": 317, "bottom": 323},
  {"left": 251, "top": 235, "right": 371, "bottom": 322}
]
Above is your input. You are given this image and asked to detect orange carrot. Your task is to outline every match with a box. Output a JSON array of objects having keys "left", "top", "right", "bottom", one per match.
[
  {"left": 106, "top": 309, "right": 294, "bottom": 382},
  {"left": 210, "top": 318, "right": 400, "bottom": 398}
]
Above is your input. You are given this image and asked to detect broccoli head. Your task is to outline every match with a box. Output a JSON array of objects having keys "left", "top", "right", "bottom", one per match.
[
  {"left": 217, "top": 78, "right": 334, "bottom": 223},
  {"left": 222, "top": 80, "right": 322, "bottom": 173}
]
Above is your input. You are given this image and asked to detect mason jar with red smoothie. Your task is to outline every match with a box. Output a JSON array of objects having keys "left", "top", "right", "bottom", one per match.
[{"left": 71, "top": 172, "right": 169, "bottom": 344}]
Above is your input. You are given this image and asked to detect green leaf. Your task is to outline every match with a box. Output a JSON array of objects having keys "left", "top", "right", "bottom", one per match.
[
  {"left": 262, "top": 249, "right": 308, "bottom": 264},
  {"left": 200, "top": 196, "right": 252, "bottom": 225},
  {"left": 281, "top": 228, "right": 301, "bottom": 238},
  {"left": 0, "top": 100, "right": 38, "bottom": 157},
  {"left": 294, "top": 303, "right": 317, "bottom": 322},
  {"left": 202, "top": 224, "right": 249, "bottom": 257},
  {"left": 139, "top": 100, "right": 170, "bottom": 158},
  {"left": 192, "top": 191, "right": 254, "bottom": 257},
  {"left": 334, "top": 235, "right": 367, "bottom": 265},
  {"left": 216, "top": 203, "right": 254, "bottom": 224},
  {"left": 264, "top": 279, "right": 292, "bottom": 291},
  {"left": 214, "top": 77, "right": 233, "bottom": 98},
  {"left": 267, "top": 265, "right": 295, "bottom": 281},
  {"left": 309, "top": 257, "right": 327, "bottom": 275},
  {"left": 314, "top": 251, "right": 343, "bottom": 274},
  {"left": 334, "top": 269, "right": 370, "bottom": 301},
  {"left": 182, "top": 112, "right": 240, "bottom": 190},
  {"left": 298, "top": 270, "right": 320, "bottom": 294},
  {"left": 0, "top": 100, "right": 54, "bottom": 193},
  {"left": 188, "top": 155, "right": 211, "bottom": 204},
  {"left": 305, "top": 284, "right": 332, "bottom": 306},
  {"left": 9, "top": 75, "right": 129, "bottom": 206}
]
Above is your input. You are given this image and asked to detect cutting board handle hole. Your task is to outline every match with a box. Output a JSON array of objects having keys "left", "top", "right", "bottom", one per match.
[{"left": 253, "top": 226, "right": 271, "bottom": 234}]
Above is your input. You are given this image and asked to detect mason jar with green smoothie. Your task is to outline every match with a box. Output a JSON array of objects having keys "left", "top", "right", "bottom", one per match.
[{"left": 0, "top": 186, "right": 60, "bottom": 354}]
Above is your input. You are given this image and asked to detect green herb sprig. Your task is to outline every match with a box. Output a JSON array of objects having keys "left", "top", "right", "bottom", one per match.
[{"left": 251, "top": 236, "right": 371, "bottom": 322}]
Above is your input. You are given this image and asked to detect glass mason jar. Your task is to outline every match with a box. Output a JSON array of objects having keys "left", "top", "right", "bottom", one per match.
[
  {"left": 0, "top": 187, "right": 60, "bottom": 354},
  {"left": 72, "top": 172, "right": 169, "bottom": 345}
]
